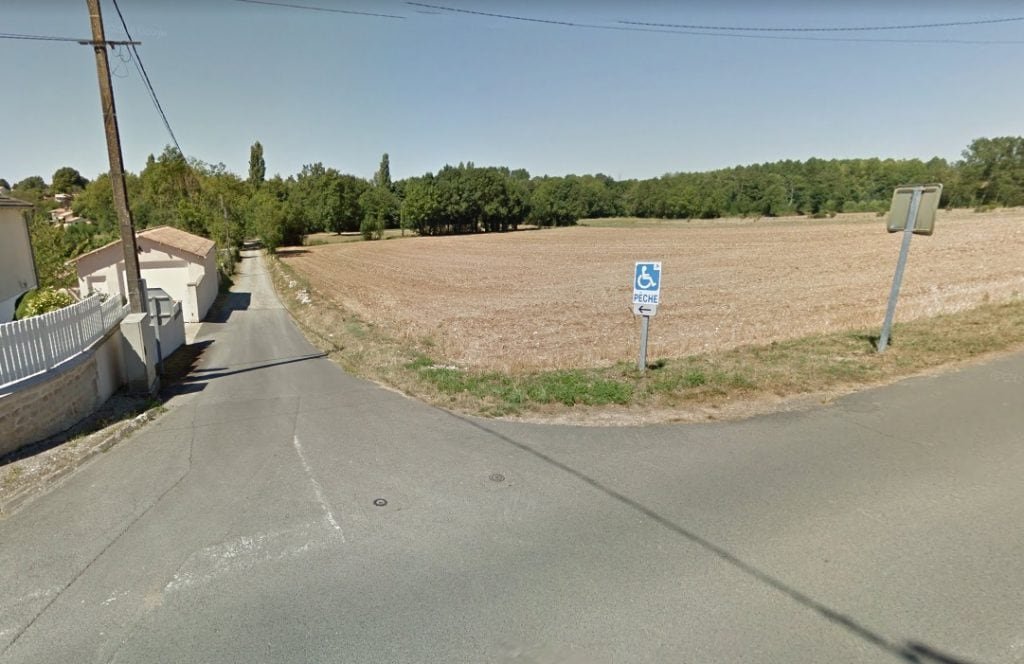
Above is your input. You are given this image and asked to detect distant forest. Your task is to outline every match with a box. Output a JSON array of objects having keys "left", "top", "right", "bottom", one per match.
[{"left": 6, "top": 135, "right": 1024, "bottom": 287}]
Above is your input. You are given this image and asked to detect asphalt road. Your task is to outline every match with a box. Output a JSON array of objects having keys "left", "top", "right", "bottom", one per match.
[{"left": 1, "top": 250, "right": 1022, "bottom": 664}]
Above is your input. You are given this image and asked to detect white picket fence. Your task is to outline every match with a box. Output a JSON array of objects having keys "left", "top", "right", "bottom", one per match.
[{"left": 0, "top": 294, "right": 129, "bottom": 389}]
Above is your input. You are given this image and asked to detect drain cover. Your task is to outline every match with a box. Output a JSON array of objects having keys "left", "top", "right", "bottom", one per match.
[
  {"left": 373, "top": 498, "right": 388, "bottom": 507},
  {"left": 489, "top": 473, "right": 506, "bottom": 483}
]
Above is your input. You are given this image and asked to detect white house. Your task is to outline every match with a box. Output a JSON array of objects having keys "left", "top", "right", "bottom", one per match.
[
  {"left": 0, "top": 194, "right": 38, "bottom": 322},
  {"left": 74, "top": 225, "right": 218, "bottom": 323}
]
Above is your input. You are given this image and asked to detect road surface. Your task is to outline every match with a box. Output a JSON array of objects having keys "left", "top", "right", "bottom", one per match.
[{"left": 1, "top": 250, "right": 1022, "bottom": 663}]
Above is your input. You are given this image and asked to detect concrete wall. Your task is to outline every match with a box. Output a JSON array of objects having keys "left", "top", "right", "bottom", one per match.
[
  {"left": 151, "top": 298, "right": 185, "bottom": 361},
  {"left": 0, "top": 207, "right": 38, "bottom": 322},
  {"left": 0, "top": 326, "right": 125, "bottom": 458}
]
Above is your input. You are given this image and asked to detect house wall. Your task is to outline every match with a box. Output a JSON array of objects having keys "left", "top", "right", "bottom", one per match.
[
  {"left": 0, "top": 325, "right": 125, "bottom": 458},
  {"left": 76, "top": 243, "right": 123, "bottom": 299},
  {"left": 0, "top": 208, "right": 38, "bottom": 322},
  {"left": 76, "top": 240, "right": 214, "bottom": 323},
  {"left": 138, "top": 240, "right": 191, "bottom": 308},
  {"left": 194, "top": 250, "right": 219, "bottom": 322}
]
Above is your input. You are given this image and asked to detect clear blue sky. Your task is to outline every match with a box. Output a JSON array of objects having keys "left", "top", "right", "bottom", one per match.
[{"left": 2, "top": 0, "right": 1023, "bottom": 185}]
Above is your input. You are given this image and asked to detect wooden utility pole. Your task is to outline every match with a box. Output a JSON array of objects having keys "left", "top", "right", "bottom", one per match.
[{"left": 86, "top": 0, "right": 145, "bottom": 313}]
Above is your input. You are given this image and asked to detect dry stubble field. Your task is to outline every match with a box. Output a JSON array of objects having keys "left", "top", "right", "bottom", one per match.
[{"left": 279, "top": 209, "right": 1024, "bottom": 372}]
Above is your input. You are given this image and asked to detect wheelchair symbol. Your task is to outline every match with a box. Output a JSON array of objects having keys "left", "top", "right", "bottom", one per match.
[{"left": 635, "top": 263, "right": 660, "bottom": 291}]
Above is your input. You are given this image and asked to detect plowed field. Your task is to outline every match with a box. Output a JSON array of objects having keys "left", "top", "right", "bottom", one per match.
[{"left": 279, "top": 209, "right": 1024, "bottom": 371}]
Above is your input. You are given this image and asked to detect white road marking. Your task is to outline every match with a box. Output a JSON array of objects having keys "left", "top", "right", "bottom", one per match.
[
  {"left": 164, "top": 521, "right": 342, "bottom": 593},
  {"left": 292, "top": 435, "right": 344, "bottom": 537},
  {"left": 101, "top": 590, "right": 129, "bottom": 606}
]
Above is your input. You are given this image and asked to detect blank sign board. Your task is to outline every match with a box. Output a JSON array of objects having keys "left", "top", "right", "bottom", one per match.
[{"left": 887, "top": 184, "right": 943, "bottom": 236}]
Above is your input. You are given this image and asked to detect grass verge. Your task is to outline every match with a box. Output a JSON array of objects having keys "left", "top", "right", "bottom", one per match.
[{"left": 269, "top": 254, "right": 1024, "bottom": 422}]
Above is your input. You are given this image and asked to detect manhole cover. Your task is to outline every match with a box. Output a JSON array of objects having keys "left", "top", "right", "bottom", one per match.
[
  {"left": 373, "top": 498, "right": 388, "bottom": 507},
  {"left": 489, "top": 473, "right": 505, "bottom": 483}
]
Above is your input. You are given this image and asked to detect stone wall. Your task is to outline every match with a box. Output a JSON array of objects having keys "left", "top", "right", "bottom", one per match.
[{"left": 0, "top": 327, "right": 124, "bottom": 458}]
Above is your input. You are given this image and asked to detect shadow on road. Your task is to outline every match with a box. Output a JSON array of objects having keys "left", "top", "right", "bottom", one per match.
[
  {"left": 206, "top": 291, "right": 252, "bottom": 324},
  {"left": 163, "top": 353, "right": 327, "bottom": 397},
  {"left": 452, "top": 413, "right": 986, "bottom": 664}
]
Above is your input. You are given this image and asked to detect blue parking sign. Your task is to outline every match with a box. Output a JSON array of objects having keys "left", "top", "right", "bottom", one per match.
[
  {"left": 632, "top": 261, "right": 662, "bottom": 315},
  {"left": 634, "top": 262, "right": 661, "bottom": 292}
]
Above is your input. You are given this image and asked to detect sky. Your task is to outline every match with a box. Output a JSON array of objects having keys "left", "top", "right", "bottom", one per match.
[{"left": 2, "top": 0, "right": 1024, "bottom": 185}]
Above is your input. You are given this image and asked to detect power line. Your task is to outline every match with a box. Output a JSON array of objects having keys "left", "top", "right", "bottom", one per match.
[
  {"left": 0, "top": 31, "right": 137, "bottom": 44},
  {"left": 406, "top": 2, "right": 633, "bottom": 31},
  {"left": 110, "top": 0, "right": 184, "bottom": 157},
  {"left": 0, "top": 32, "right": 85, "bottom": 42},
  {"left": 230, "top": 0, "right": 404, "bottom": 19},
  {"left": 620, "top": 15, "right": 1024, "bottom": 33},
  {"left": 406, "top": 2, "right": 1024, "bottom": 45}
]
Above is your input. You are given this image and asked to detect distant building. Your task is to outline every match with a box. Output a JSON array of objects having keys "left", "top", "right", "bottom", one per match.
[
  {"left": 74, "top": 226, "right": 218, "bottom": 323},
  {"left": 48, "top": 193, "right": 91, "bottom": 227},
  {"left": 49, "top": 208, "right": 90, "bottom": 227},
  {"left": 0, "top": 194, "right": 38, "bottom": 322}
]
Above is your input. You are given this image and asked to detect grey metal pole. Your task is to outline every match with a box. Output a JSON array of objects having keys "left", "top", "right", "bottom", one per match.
[
  {"left": 638, "top": 315, "right": 650, "bottom": 371},
  {"left": 152, "top": 296, "right": 163, "bottom": 375},
  {"left": 878, "top": 186, "right": 923, "bottom": 352}
]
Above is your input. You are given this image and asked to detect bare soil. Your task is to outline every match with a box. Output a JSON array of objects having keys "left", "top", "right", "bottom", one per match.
[{"left": 279, "top": 209, "right": 1024, "bottom": 371}]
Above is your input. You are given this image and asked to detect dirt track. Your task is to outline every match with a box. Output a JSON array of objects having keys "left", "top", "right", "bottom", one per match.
[{"left": 279, "top": 209, "right": 1024, "bottom": 371}]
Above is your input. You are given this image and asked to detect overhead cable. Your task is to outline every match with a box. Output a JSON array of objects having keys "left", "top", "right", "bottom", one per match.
[
  {"left": 620, "top": 15, "right": 1024, "bottom": 32},
  {"left": 231, "top": 0, "right": 404, "bottom": 19},
  {"left": 0, "top": 32, "right": 90, "bottom": 42},
  {"left": 110, "top": 0, "right": 184, "bottom": 157},
  {"left": 406, "top": 2, "right": 1024, "bottom": 45}
]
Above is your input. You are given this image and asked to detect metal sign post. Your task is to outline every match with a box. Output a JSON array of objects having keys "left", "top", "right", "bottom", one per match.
[
  {"left": 632, "top": 261, "right": 662, "bottom": 371},
  {"left": 638, "top": 315, "right": 651, "bottom": 371},
  {"left": 877, "top": 183, "right": 942, "bottom": 352}
]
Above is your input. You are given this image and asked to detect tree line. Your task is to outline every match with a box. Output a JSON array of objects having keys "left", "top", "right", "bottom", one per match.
[{"left": 6, "top": 135, "right": 1024, "bottom": 286}]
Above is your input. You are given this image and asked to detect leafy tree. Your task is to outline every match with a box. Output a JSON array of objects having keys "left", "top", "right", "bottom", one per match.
[
  {"left": 529, "top": 177, "right": 580, "bottom": 226},
  {"left": 398, "top": 164, "right": 527, "bottom": 235},
  {"left": 134, "top": 146, "right": 201, "bottom": 230},
  {"left": 335, "top": 175, "right": 370, "bottom": 233},
  {"left": 248, "top": 187, "right": 305, "bottom": 251},
  {"left": 0, "top": 178, "right": 10, "bottom": 190},
  {"left": 63, "top": 223, "right": 117, "bottom": 258},
  {"left": 293, "top": 163, "right": 339, "bottom": 233},
  {"left": 359, "top": 185, "right": 397, "bottom": 239},
  {"left": 13, "top": 175, "right": 46, "bottom": 191},
  {"left": 359, "top": 210, "right": 384, "bottom": 241},
  {"left": 361, "top": 154, "right": 400, "bottom": 234},
  {"left": 27, "top": 214, "right": 72, "bottom": 289},
  {"left": 19, "top": 288, "right": 74, "bottom": 318},
  {"left": 957, "top": 136, "right": 1024, "bottom": 207},
  {"left": 51, "top": 166, "right": 88, "bottom": 193},
  {"left": 400, "top": 177, "right": 439, "bottom": 235},
  {"left": 248, "top": 141, "right": 266, "bottom": 188},
  {"left": 374, "top": 152, "right": 392, "bottom": 190},
  {"left": 73, "top": 172, "right": 142, "bottom": 234},
  {"left": 291, "top": 163, "right": 371, "bottom": 234},
  {"left": 199, "top": 168, "right": 248, "bottom": 248}
]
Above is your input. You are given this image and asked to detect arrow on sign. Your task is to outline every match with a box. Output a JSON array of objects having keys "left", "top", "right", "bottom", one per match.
[{"left": 638, "top": 306, "right": 653, "bottom": 315}]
